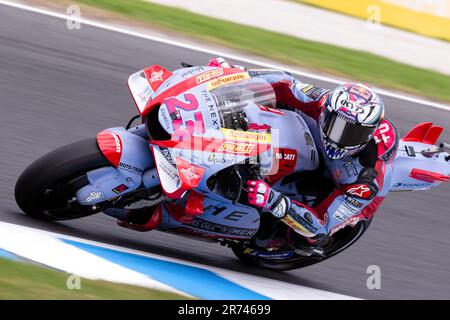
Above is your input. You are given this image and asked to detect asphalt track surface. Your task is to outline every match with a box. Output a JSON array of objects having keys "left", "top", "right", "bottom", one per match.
[{"left": 1, "top": 4, "right": 450, "bottom": 299}]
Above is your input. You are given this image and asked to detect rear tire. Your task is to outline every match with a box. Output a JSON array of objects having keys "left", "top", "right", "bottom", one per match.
[{"left": 14, "top": 138, "right": 110, "bottom": 220}]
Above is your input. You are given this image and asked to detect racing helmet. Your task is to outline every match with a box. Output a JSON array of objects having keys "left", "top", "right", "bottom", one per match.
[{"left": 319, "top": 83, "right": 384, "bottom": 160}]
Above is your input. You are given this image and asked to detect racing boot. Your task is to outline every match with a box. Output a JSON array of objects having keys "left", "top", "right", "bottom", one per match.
[
  {"left": 253, "top": 213, "right": 287, "bottom": 250},
  {"left": 287, "top": 229, "right": 329, "bottom": 257}
]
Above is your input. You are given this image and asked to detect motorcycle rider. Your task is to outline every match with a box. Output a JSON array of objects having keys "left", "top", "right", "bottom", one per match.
[
  {"left": 208, "top": 57, "right": 399, "bottom": 254},
  {"left": 120, "top": 57, "right": 399, "bottom": 255}
]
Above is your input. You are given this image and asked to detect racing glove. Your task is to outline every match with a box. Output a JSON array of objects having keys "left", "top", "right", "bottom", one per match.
[
  {"left": 247, "top": 180, "right": 323, "bottom": 239},
  {"left": 246, "top": 180, "right": 290, "bottom": 218},
  {"left": 207, "top": 57, "right": 245, "bottom": 70},
  {"left": 344, "top": 167, "right": 379, "bottom": 200}
]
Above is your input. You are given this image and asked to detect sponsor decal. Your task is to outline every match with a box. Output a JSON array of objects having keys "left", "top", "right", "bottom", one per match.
[
  {"left": 333, "top": 202, "right": 359, "bottom": 222},
  {"left": 84, "top": 191, "right": 102, "bottom": 203},
  {"left": 119, "top": 162, "right": 144, "bottom": 174},
  {"left": 112, "top": 184, "right": 129, "bottom": 194},
  {"left": 207, "top": 72, "right": 250, "bottom": 90},
  {"left": 111, "top": 133, "right": 122, "bottom": 153},
  {"left": 159, "top": 161, "right": 180, "bottom": 185},
  {"left": 274, "top": 149, "right": 297, "bottom": 161},
  {"left": 344, "top": 161, "right": 358, "bottom": 177},
  {"left": 160, "top": 147, "right": 176, "bottom": 166},
  {"left": 244, "top": 248, "right": 294, "bottom": 259},
  {"left": 282, "top": 215, "right": 315, "bottom": 237},
  {"left": 97, "top": 130, "right": 123, "bottom": 167},
  {"left": 304, "top": 212, "right": 313, "bottom": 224},
  {"left": 271, "top": 197, "right": 288, "bottom": 218},
  {"left": 287, "top": 209, "right": 318, "bottom": 233},
  {"left": 217, "top": 142, "right": 254, "bottom": 154},
  {"left": 304, "top": 132, "right": 314, "bottom": 147},
  {"left": 207, "top": 153, "right": 234, "bottom": 165},
  {"left": 180, "top": 66, "right": 205, "bottom": 78},
  {"left": 221, "top": 128, "right": 271, "bottom": 143},
  {"left": 301, "top": 84, "right": 314, "bottom": 93},
  {"left": 200, "top": 89, "right": 220, "bottom": 129},
  {"left": 301, "top": 85, "right": 328, "bottom": 100},
  {"left": 176, "top": 157, "right": 205, "bottom": 188},
  {"left": 158, "top": 107, "right": 172, "bottom": 132},
  {"left": 330, "top": 216, "right": 361, "bottom": 236},
  {"left": 149, "top": 70, "right": 164, "bottom": 84},
  {"left": 189, "top": 218, "right": 256, "bottom": 237},
  {"left": 346, "top": 184, "right": 372, "bottom": 199},
  {"left": 345, "top": 196, "right": 364, "bottom": 208},
  {"left": 248, "top": 69, "right": 285, "bottom": 77},
  {"left": 179, "top": 167, "right": 201, "bottom": 183},
  {"left": 195, "top": 68, "right": 223, "bottom": 84},
  {"left": 392, "top": 182, "right": 432, "bottom": 189}
]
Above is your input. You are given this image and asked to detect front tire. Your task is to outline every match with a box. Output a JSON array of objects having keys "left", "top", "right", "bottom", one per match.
[{"left": 14, "top": 138, "right": 110, "bottom": 220}]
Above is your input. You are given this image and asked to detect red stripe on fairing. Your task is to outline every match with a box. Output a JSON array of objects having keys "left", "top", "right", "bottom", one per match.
[
  {"left": 152, "top": 135, "right": 271, "bottom": 156},
  {"left": 410, "top": 168, "right": 450, "bottom": 183},
  {"left": 97, "top": 130, "right": 122, "bottom": 167},
  {"left": 141, "top": 67, "right": 246, "bottom": 117},
  {"left": 360, "top": 196, "right": 385, "bottom": 220}
]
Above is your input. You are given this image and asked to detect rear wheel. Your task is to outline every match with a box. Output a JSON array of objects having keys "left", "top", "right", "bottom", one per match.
[
  {"left": 14, "top": 138, "right": 110, "bottom": 220},
  {"left": 232, "top": 219, "right": 371, "bottom": 271}
]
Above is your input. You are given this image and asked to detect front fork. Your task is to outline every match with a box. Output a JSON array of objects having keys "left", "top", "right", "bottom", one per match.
[{"left": 75, "top": 125, "right": 160, "bottom": 208}]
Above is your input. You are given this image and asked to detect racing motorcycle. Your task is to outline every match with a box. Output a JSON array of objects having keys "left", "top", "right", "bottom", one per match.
[{"left": 14, "top": 63, "right": 450, "bottom": 270}]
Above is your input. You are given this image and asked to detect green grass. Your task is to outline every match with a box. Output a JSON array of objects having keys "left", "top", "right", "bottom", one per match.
[
  {"left": 0, "top": 258, "right": 189, "bottom": 299},
  {"left": 70, "top": 0, "right": 450, "bottom": 102}
]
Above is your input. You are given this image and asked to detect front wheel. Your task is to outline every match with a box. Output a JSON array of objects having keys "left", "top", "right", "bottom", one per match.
[
  {"left": 14, "top": 138, "right": 111, "bottom": 220},
  {"left": 232, "top": 219, "right": 371, "bottom": 271}
]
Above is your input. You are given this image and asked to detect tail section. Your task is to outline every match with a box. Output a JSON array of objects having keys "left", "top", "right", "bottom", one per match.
[{"left": 389, "top": 123, "right": 450, "bottom": 192}]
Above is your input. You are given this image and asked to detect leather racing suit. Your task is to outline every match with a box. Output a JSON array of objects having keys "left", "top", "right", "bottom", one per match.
[{"left": 245, "top": 68, "right": 399, "bottom": 238}]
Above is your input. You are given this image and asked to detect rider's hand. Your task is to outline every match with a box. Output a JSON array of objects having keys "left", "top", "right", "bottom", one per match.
[
  {"left": 246, "top": 180, "right": 289, "bottom": 218},
  {"left": 247, "top": 180, "right": 271, "bottom": 207},
  {"left": 207, "top": 57, "right": 245, "bottom": 70},
  {"left": 208, "top": 57, "right": 232, "bottom": 68}
]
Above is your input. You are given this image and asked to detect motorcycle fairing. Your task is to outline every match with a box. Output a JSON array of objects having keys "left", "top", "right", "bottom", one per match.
[
  {"left": 389, "top": 139, "right": 450, "bottom": 192},
  {"left": 77, "top": 128, "right": 155, "bottom": 205},
  {"left": 132, "top": 66, "right": 248, "bottom": 117},
  {"left": 128, "top": 65, "right": 173, "bottom": 114},
  {"left": 158, "top": 195, "right": 260, "bottom": 240}
]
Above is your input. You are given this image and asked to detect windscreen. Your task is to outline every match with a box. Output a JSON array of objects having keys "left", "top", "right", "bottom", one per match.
[{"left": 210, "top": 78, "right": 276, "bottom": 128}]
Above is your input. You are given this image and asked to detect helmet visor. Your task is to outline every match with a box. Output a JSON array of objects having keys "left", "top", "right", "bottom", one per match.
[{"left": 320, "top": 108, "right": 376, "bottom": 147}]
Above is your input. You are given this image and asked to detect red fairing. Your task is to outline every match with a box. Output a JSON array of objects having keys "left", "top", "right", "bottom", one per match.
[
  {"left": 97, "top": 130, "right": 122, "bottom": 167},
  {"left": 185, "top": 190, "right": 205, "bottom": 215},
  {"left": 143, "top": 65, "right": 173, "bottom": 93},
  {"left": 176, "top": 157, "right": 206, "bottom": 189},
  {"left": 410, "top": 168, "right": 450, "bottom": 183},
  {"left": 141, "top": 67, "right": 245, "bottom": 117},
  {"left": 267, "top": 148, "right": 297, "bottom": 185},
  {"left": 402, "top": 122, "right": 444, "bottom": 145}
]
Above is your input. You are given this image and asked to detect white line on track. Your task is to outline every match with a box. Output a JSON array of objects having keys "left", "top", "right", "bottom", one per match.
[
  {"left": 0, "top": 221, "right": 358, "bottom": 300},
  {"left": 1, "top": 0, "right": 449, "bottom": 112}
]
